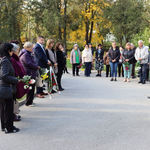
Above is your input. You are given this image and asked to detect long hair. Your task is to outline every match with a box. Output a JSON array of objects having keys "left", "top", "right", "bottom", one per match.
[
  {"left": 0, "top": 43, "right": 13, "bottom": 58},
  {"left": 45, "top": 39, "right": 54, "bottom": 50},
  {"left": 55, "top": 42, "right": 63, "bottom": 52}
]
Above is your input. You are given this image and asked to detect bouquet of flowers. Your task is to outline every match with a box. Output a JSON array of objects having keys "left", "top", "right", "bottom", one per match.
[
  {"left": 40, "top": 66, "right": 60, "bottom": 99},
  {"left": 17, "top": 75, "right": 35, "bottom": 90},
  {"left": 125, "top": 61, "right": 130, "bottom": 71}
]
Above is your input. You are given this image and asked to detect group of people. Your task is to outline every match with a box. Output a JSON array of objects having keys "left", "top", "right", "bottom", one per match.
[
  {"left": 0, "top": 36, "right": 67, "bottom": 134},
  {"left": 70, "top": 40, "right": 150, "bottom": 84}
]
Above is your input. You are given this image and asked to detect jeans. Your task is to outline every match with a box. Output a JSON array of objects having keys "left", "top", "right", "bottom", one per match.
[
  {"left": 109, "top": 62, "right": 119, "bottom": 77},
  {"left": 84, "top": 62, "right": 91, "bottom": 77},
  {"left": 139, "top": 64, "right": 147, "bottom": 82},
  {"left": 123, "top": 64, "right": 132, "bottom": 79}
]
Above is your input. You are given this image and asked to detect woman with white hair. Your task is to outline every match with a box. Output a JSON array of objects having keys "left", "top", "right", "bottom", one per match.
[
  {"left": 19, "top": 42, "right": 40, "bottom": 107},
  {"left": 10, "top": 42, "right": 28, "bottom": 121},
  {"left": 70, "top": 44, "right": 82, "bottom": 76}
]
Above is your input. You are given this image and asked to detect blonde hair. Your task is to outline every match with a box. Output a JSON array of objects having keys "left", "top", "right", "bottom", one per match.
[
  {"left": 125, "top": 42, "right": 131, "bottom": 49},
  {"left": 46, "top": 39, "right": 54, "bottom": 50},
  {"left": 23, "top": 42, "right": 33, "bottom": 49},
  {"left": 112, "top": 41, "right": 116, "bottom": 44}
]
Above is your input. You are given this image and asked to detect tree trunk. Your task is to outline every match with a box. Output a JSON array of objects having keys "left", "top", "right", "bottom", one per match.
[
  {"left": 63, "top": 0, "right": 67, "bottom": 52},
  {"left": 89, "top": 10, "right": 94, "bottom": 43},
  {"left": 85, "top": 17, "right": 89, "bottom": 45}
]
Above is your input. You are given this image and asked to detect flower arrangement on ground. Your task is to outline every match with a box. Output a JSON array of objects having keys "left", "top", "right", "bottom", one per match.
[{"left": 40, "top": 65, "right": 60, "bottom": 99}]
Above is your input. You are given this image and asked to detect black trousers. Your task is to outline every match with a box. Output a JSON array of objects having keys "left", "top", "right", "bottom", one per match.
[
  {"left": 64, "top": 67, "right": 68, "bottom": 73},
  {"left": 0, "top": 98, "right": 14, "bottom": 131},
  {"left": 57, "top": 69, "right": 63, "bottom": 89},
  {"left": 118, "top": 64, "right": 124, "bottom": 77},
  {"left": 26, "top": 83, "right": 35, "bottom": 106},
  {"left": 131, "top": 63, "right": 136, "bottom": 77},
  {"left": 106, "top": 65, "right": 111, "bottom": 77},
  {"left": 72, "top": 63, "right": 80, "bottom": 75},
  {"left": 146, "top": 69, "right": 149, "bottom": 80}
]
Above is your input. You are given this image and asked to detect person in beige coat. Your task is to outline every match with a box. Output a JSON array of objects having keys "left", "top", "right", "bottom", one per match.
[
  {"left": 104, "top": 52, "right": 111, "bottom": 77},
  {"left": 82, "top": 44, "right": 93, "bottom": 77}
]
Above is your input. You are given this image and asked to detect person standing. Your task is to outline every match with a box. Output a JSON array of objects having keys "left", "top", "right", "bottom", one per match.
[
  {"left": 45, "top": 39, "right": 58, "bottom": 93},
  {"left": 95, "top": 44, "right": 104, "bottom": 77},
  {"left": 55, "top": 43, "right": 65, "bottom": 91},
  {"left": 118, "top": 46, "right": 124, "bottom": 77},
  {"left": 20, "top": 42, "right": 39, "bottom": 107},
  {"left": 135, "top": 40, "right": 149, "bottom": 84},
  {"left": 146, "top": 47, "right": 150, "bottom": 81},
  {"left": 0, "top": 43, "right": 20, "bottom": 133},
  {"left": 88, "top": 43, "right": 95, "bottom": 70},
  {"left": 10, "top": 43, "right": 28, "bottom": 121},
  {"left": 82, "top": 45, "right": 93, "bottom": 77},
  {"left": 122, "top": 43, "right": 134, "bottom": 82},
  {"left": 131, "top": 43, "right": 137, "bottom": 79},
  {"left": 62, "top": 48, "right": 69, "bottom": 74},
  {"left": 70, "top": 44, "right": 82, "bottom": 76},
  {"left": 108, "top": 41, "right": 120, "bottom": 81},
  {"left": 104, "top": 52, "right": 111, "bottom": 77},
  {"left": 34, "top": 36, "right": 51, "bottom": 98}
]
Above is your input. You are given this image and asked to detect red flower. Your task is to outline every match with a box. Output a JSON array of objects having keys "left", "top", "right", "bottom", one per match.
[{"left": 125, "top": 67, "right": 129, "bottom": 70}]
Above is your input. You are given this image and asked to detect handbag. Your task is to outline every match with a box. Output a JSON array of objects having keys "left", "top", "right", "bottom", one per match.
[
  {"left": 14, "top": 100, "right": 19, "bottom": 114},
  {"left": 35, "top": 70, "right": 43, "bottom": 87},
  {"left": 119, "top": 58, "right": 123, "bottom": 63},
  {"left": 0, "top": 87, "right": 13, "bottom": 99}
]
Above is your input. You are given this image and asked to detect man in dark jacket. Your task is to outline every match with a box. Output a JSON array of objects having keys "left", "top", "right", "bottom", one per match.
[
  {"left": 131, "top": 43, "right": 137, "bottom": 79},
  {"left": 34, "top": 36, "right": 51, "bottom": 98}
]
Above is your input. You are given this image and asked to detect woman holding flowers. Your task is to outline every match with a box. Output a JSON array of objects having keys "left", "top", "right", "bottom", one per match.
[
  {"left": 10, "top": 42, "right": 28, "bottom": 121},
  {"left": 122, "top": 43, "right": 134, "bottom": 82},
  {"left": 19, "top": 42, "right": 40, "bottom": 107}
]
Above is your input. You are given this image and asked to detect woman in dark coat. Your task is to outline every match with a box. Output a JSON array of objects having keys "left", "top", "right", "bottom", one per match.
[
  {"left": 95, "top": 44, "right": 104, "bottom": 77},
  {"left": 122, "top": 43, "right": 134, "bottom": 82},
  {"left": 108, "top": 41, "right": 120, "bottom": 81},
  {"left": 10, "top": 43, "right": 28, "bottom": 121},
  {"left": 19, "top": 42, "right": 39, "bottom": 107},
  {"left": 55, "top": 43, "right": 65, "bottom": 91},
  {"left": 0, "top": 42, "right": 20, "bottom": 133}
]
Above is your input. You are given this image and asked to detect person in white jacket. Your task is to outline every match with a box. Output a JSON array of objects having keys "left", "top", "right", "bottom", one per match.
[
  {"left": 82, "top": 44, "right": 93, "bottom": 77},
  {"left": 135, "top": 40, "right": 149, "bottom": 84}
]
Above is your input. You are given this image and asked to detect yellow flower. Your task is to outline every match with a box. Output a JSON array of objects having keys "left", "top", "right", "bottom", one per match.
[{"left": 41, "top": 73, "right": 49, "bottom": 80}]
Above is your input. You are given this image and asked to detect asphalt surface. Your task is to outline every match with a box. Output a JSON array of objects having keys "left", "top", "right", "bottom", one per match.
[{"left": 1, "top": 70, "right": 150, "bottom": 150}]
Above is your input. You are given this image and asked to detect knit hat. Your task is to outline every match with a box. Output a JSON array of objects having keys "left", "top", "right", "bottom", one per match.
[{"left": 73, "top": 44, "right": 78, "bottom": 48}]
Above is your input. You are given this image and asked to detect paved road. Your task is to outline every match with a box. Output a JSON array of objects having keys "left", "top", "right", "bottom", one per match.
[{"left": 1, "top": 70, "right": 150, "bottom": 150}]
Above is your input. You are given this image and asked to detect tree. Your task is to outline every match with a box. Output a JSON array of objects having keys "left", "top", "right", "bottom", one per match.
[
  {"left": 0, "top": 0, "right": 25, "bottom": 45},
  {"left": 105, "top": 0, "right": 148, "bottom": 45}
]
